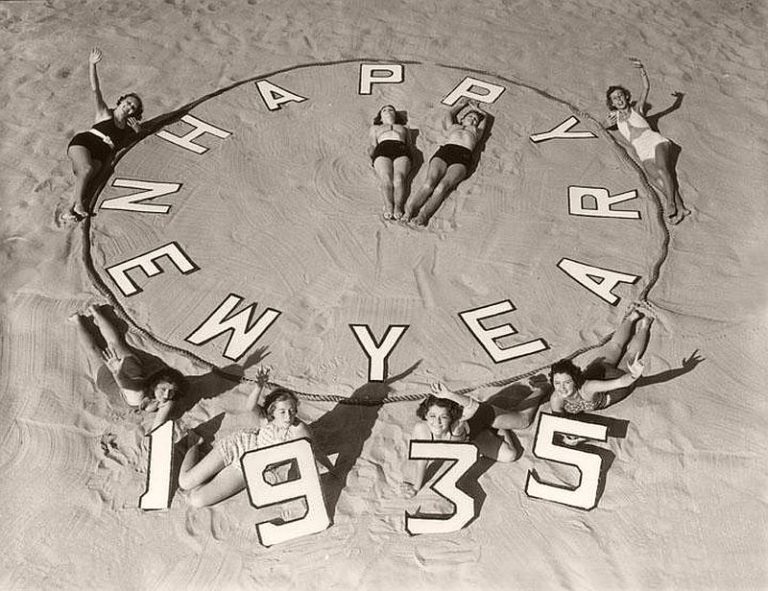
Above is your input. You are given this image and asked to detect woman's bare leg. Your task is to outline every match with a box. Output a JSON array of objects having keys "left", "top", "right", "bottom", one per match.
[
  {"left": 622, "top": 315, "right": 653, "bottom": 368},
  {"left": 67, "top": 145, "right": 102, "bottom": 219},
  {"left": 599, "top": 309, "right": 643, "bottom": 367},
  {"left": 413, "top": 164, "right": 467, "bottom": 226},
  {"left": 649, "top": 142, "right": 689, "bottom": 224},
  {"left": 67, "top": 313, "right": 105, "bottom": 365},
  {"left": 472, "top": 429, "right": 521, "bottom": 462},
  {"left": 178, "top": 433, "right": 248, "bottom": 507},
  {"left": 372, "top": 157, "right": 395, "bottom": 219},
  {"left": 403, "top": 158, "right": 447, "bottom": 222},
  {"left": 89, "top": 305, "right": 132, "bottom": 358},
  {"left": 392, "top": 156, "right": 411, "bottom": 219}
]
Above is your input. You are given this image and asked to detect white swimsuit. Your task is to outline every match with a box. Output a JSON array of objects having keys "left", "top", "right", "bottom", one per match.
[{"left": 616, "top": 108, "right": 669, "bottom": 161}]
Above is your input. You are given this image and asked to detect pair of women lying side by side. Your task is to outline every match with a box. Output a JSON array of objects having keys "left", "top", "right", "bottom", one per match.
[{"left": 369, "top": 97, "right": 488, "bottom": 225}]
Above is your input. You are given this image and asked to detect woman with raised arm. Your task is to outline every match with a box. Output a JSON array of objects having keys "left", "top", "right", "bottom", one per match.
[
  {"left": 549, "top": 309, "right": 652, "bottom": 415},
  {"left": 401, "top": 382, "right": 541, "bottom": 498},
  {"left": 605, "top": 58, "right": 689, "bottom": 224},
  {"left": 64, "top": 47, "right": 143, "bottom": 222},
  {"left": 369, "top": 105, "right": 412, "bottom": 220},
  {"left": 68, "top": 305, "right": 184, "bottom": 431},
  {"left": 403, "top": 97, "right": 488, "bottom": 226},
  {"left": 178, "top": 369, "right": 314, "bottom": 507}
]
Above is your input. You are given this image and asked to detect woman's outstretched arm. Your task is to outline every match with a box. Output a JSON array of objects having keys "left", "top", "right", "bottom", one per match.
[
  {"left": 88, "top": 47, "right": 110, "bottom": 120},
  {"left": 629, "top": 57, "right": 650, "bottom": 115},
  {"left": 244, "top": 366, "right": 271, "bottom": 418}
]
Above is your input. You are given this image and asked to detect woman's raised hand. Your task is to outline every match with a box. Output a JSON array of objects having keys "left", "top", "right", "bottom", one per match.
[
  {"left": 101, "top": 345, "right": 121, "bottom": 371},
  {"left": 430, "top": 382, "right": 460, "bottom": 402},
  {"left": 126, "top": 116, "right": 141, "bottom": 134},
  {"left": 89, "top": 47, "right": 103, "bottom": 65},
  {"left": 254, "top": 365, "right": 272, "bottom": 387},
  {"left": 628, "top": 56, "right": 645, "bottom": 69}
]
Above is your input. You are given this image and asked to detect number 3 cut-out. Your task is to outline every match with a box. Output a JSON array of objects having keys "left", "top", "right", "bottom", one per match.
[
  {"left": 525, "top": 412, "right": 608, "bottom": 510},
  {"left": 241, "top": 438, "right": 330, "bottom": 547},
  {"left": 405, "top": 441, "right": 478, "bottom": 535}
]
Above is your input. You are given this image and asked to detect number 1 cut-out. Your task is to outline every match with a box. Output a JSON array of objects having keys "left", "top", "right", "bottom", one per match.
[{"left": 139, "top": 420, "right": 174, "bottom": 510}]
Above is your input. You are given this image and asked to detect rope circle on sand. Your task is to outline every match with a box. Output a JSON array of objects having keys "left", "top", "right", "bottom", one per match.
[{"left": 80, "top": 59, "right": 672, "bottom": 407}]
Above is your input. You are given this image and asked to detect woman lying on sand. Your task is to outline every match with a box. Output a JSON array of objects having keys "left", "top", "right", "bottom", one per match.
[
  {"left": 549, "top": 308, "right": 651, "bottom": 415},
  {"left": 369, "top": 105, "right": 412, "bottom": 220},
  {"left": 604, "top": 58, "right": 689, "bottom": 224},
  {"left": 178, "top": 369, "right": 313, "bottom": 507},
  {"left": 69, "top": 305, "right": 185, "bottom": 430},
  {"left": 64, "top": 47, "right": 143, "bottom": 222},
  {"left": 403, "top": 97, "right": 487, "bottom": 226},
  {"left": 401, "top": 382, "right": 540, "bottom": 497}
]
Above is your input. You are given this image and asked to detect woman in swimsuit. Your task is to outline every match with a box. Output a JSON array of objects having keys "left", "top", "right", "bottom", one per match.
[
  {"left": 64, "top": 47, "right": 143, "bottom": 222},
  {"left": 68, "top": 305, "right": 184, "bottom": 430},
  {"left": 403, "top": 97, "right": 487, "bottom": 226},
  {"left": 549, "top": 308, "right": 651, "bottom": 416},
  {"left": 401, "top": 382, "right": 541, "bottom": 497},
  {"left": 178, "top": 370, "right": 314, "bottom": 507},
  {"left": 368, "top": 105, "right": 411, "bottom": 220},
  {"left": 605, "top": 58, "right": 689, "bottom": 224}
]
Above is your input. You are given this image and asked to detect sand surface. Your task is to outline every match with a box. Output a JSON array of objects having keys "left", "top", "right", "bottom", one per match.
[{"left": 1, "top": 1, "right": 767, "bottom": 589}]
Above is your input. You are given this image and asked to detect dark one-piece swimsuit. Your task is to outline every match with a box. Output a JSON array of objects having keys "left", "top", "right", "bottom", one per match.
[
  {"left": 432, "top": 143, "right": 474, "bottom": 169},
  {"left": 68, "top": 117, "right": 134, "bottom": 164},
  {"left": 371, "top": 139, "right": 410, "bottom": 163}
]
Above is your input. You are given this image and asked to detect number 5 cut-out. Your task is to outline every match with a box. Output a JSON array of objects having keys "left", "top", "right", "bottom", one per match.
[
  {"left": 405, "top": 441, "right": 478, "bottom": 535},
  {"left": 241, "top": 438, "right": 330, "bottom": 546},
  {"left": 525, "top": 413, "right": 608, "bottom": 510}
]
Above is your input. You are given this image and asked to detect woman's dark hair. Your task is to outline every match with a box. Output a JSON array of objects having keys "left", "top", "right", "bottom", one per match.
[
  {"left": 262, "top": 388, "right": 299, "bottom": 421},
  {"left": 549, "top": 359, "right": 584, "bottom": 387},
  {"left": 373, "top": 104, "right": 406, "bottom": 125},
  {"left": 117, "top": 92, "right": 144, "bottom": 120},
  {"left": 416, "top": 395, "right": 463, "bottom": 424},
  {"left": 605, "top": 85, "right": 631, "bottom": 110},
  {"left": 145, "top": 367, "right": 186, "bottom": 399}
]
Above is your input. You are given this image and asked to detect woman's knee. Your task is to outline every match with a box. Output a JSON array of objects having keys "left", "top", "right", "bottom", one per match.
[
  {"left": 496, "top": 444, "right": 522, "bottom": 463},
  {"left": 187, "top": 488, "right": 210, "bottom": 508},
  {"left": 177, "top": 471, "right": 195, "bottom": 492},
  {"left": 74, "top": 162, "right": 98, "bottom": 179}
]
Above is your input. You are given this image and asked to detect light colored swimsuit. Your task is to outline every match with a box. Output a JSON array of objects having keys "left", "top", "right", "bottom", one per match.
[
  {"left": 616, "top": 108, "right": 669, "bottom": 161},
  {"left": 215, "top": 429, "right": 260, "bottom": 469},
  {"left": 215, "top": 421, "right": 301, "bottom": 472}
]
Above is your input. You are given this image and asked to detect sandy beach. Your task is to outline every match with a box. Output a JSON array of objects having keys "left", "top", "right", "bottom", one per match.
[{"left": 1, "top": 1, "right": 766, "bottom": 589}]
